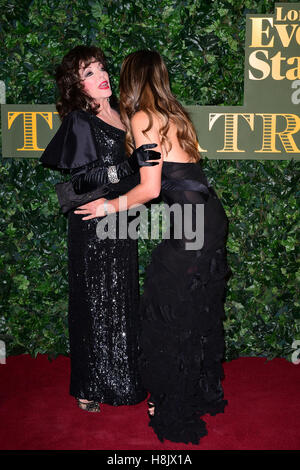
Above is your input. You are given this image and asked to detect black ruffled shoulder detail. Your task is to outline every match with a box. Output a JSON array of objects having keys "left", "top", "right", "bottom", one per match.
[{"left": 39, "top": 110, "right": 99, "bottom": 171}]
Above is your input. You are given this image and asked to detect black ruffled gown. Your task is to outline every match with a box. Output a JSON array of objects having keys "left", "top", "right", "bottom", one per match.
[
  {"left": 139, "top": 161, "right": 232, "bottom": 444},
  {"left": 40, "top": 109, "right": 147, "bottom": 405}
]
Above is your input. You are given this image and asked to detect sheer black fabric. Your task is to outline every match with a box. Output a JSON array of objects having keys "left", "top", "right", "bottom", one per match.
[
  {"left": 43, "top": 109, "right": 147, "bottom": 404},
  {"left": 139, "top": 161, "right": 232, "bottom": 444}
]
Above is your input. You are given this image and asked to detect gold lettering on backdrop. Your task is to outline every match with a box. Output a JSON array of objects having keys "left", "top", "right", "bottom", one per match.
[
  {"left": 8, "top": 112, "right": 55, "bottom": 151},
  {"left": 271, "top": 51, "right": 286, "bottom": 80},
  {"left": 248, "top": 7, "right": 300, "bottom": 82},
  {"left": 248, "top": 50, "right": 270, "bottom": 80},
  {"left": 255, "top": 113, "right": 300, "bottom": 152},
  {"left": 276, "top": 6, "right": 286, "bottom": 21},
  {"left": 197, "top": 141, "right": 207, "bottom": 152},
  {"left": 276, "top": 6, "right": 300, "bottom": 22},
  {"left": 274, "top": 24, "right": 299, "bottom": 47},
  {"left": 290, "top": 10, "right": 300, "bottom": 21},
  {"left": 250, "top": 15, "right": 300, "bottom": 49},
  {"left": 209, "top": 113, "right": 254, "bottom": 152},
  {"left": 249, "top": 50, "right": 300, "bottom": 80},
  {"left": 249, "top": 17, "right": 274, "bottom": 48},
  {"left": 286, "top": 56, "right": 300, "bottom": 80},
  {"left": 2, "top": 4, "right": 299, "bottom": 161}
]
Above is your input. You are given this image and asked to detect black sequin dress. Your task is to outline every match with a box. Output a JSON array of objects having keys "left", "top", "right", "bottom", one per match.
[
  {"left": 139, "top": 161, "right": 232, "bottom": 443},
  {"left": 41, "top": 109, "right": 147, "bottom": 405}
]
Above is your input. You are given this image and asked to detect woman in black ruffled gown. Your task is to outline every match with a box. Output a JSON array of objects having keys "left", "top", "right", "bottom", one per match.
[
  {"left": 75, "top": 50, "right": 232, "bottom": 443},
  {"left": 40, "top": 46, "right": 160, "bottom": 412}
]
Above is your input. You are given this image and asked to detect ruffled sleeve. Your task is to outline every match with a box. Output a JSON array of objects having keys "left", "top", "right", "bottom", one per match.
[{"left": 39, "top": 110, "right": 99, "bottom": 171}]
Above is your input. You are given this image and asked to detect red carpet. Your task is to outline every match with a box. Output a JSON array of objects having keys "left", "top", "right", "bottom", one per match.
[{"left": 0, "top": 355, "right": 299, "bottom": 450}]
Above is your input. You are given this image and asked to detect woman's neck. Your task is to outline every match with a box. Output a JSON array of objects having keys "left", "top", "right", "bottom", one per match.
[{"left": 96, "top": 98, "right": 112, "bottom": 118}]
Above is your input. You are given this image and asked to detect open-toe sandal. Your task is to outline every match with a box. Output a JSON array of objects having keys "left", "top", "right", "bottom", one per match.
[
  {"left": 147, "top": 401, "right": 155, "bottom": 417},
  {"left": 76, "top": 398, "right": 100, "bottom": 412}
]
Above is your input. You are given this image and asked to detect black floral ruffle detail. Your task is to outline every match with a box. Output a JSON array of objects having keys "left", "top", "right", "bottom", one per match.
[
  {"left": 189, "top": 246, "right": 232, "bottom": 291},
  {"left": 138, "top": 244, "right": 231, "bottom": 444}
]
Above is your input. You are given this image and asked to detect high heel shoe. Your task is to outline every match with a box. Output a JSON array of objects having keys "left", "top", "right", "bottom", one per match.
[
  {"left": 147, "top": 401, "right": 155, "bottom": 417},
  {"left": 76, "top": 398, "right": 100, "bottom": 412}
]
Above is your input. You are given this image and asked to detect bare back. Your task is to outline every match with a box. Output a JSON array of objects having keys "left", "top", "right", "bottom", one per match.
[
  {"left": 162, "top": 119, "right": 192, "bottom": 163},
  {"left": 131, "top": 110, "right": 193, "bottom": 164}
]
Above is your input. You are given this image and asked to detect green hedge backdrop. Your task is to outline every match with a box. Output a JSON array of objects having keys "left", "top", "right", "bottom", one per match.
[{"left": 0, "top": 0, "right": 299, "bottom": 360}]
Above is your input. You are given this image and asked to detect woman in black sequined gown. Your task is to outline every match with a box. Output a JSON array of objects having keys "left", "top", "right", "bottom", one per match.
[
  {"left": 76, "top": 50, "right": 232, "bottom": 443},
  {"left": 67, "top": 112, "right": 147, "bottom": 408},
  {"left": 40, "top": 46, "right": 160, "bottom": 410}
]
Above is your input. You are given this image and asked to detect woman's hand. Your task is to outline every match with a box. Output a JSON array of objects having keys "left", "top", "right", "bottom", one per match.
[{"left": 74, "top": 197, "right": 111, "bottom": 220}]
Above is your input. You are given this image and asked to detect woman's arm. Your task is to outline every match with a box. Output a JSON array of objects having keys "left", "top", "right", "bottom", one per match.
[
  {"left": 117, "top": 110, "right": 163, "bottom": 208},
  {"left": 74, "top": 110, "right": 163, "bottom": 219}
]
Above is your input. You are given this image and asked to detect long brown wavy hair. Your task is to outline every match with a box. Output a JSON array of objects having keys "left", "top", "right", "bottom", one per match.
[
  {"left": 119, "top": 50, "right": 201, "bottom": 162},
  {"left": 55, "top": 45, "right": 118, "bottom": 119}
]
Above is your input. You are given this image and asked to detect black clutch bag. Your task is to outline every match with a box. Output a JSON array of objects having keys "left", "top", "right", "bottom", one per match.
[{"left": 55, "top": 180, "right": 110, "bottom": 215}]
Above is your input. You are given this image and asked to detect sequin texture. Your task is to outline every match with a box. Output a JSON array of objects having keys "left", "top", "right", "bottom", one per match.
[{"left": 67, "top": 113, "right": 146, "bottom": 405}]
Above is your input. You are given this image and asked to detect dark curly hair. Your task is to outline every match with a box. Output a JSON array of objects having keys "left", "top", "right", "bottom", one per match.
[{"left": 55, "top": 45, "right": 118, "bottom": 119}]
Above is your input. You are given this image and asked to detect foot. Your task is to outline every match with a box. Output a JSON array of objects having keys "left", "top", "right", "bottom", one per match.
[
  {"left": 76, "top": 398, "right": 100, "bottom": 412},
  {"left": 147, "top": 401, "right": 155, "bottom": 417}
]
